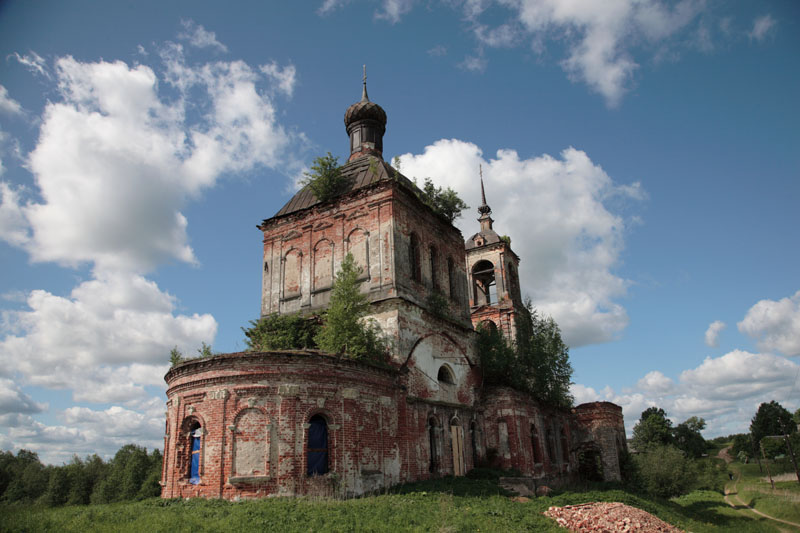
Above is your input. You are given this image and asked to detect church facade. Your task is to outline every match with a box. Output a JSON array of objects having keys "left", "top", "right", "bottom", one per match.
[{"left": 160, "top": 81, "right": 626, "bottom": 499}]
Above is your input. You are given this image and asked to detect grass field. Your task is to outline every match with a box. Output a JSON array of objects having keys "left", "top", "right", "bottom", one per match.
[
  {"left": 727, "top": 460, "right": 800, "bottom": 526},
  {"left": 0, "top": 475, "right": 788, "bottom": 533}
]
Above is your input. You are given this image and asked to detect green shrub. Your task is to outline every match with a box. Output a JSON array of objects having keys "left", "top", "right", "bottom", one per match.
[
  {"left": 631, "top": 444, "right": 696, "bottom": 498},
  {"left": 243, "top": 313, "right": 319, "bottom": 351},
  {"left": 300, "top": 152, "right": 349, "bottom": 203}
]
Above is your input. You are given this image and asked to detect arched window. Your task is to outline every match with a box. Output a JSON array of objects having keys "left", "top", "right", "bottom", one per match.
[
  {"left": 437, "top": 364, "right": 455, "bottom": 385},
  {"left": 498, "top": 420, "right": 510, "bottom": 458},
  {"left": 561, "top": 426, "right": 570, "bottom": 463},
  {"left": 409, "top": 233, "right": 421, "bottom": 282},
  {"left": 283, "top": 249, "right": 302, "bottom": 299},
  {"left": 447, "top": 257, "right": 456, "bottom": 299},
  {"left": 429, "top": 245, "right": 438, "bottom": 289},
  {"left": 471, "top": 260, "right": 496, "bottom": 305},
  {"left": 479, "top": 320, "right": 497, "bottom": 334},
  {"left": 507, "top": 262, "right": 518, "bottom": 299},
  {"left": 428, "top": 417, "right": 440, "bottom": 473},
  {"left": 189, "top": 421, "right": 202, "bottom": 484},
  {"left": 307, "top": 414, "right": 329, "bottom": 476},
  {"left": 531, "top": 423, "right": 543, "bottom": 464}
]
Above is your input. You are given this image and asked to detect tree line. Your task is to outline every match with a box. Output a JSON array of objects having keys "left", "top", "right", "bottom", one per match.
[{"left": 0, "top": 444, "right": 162, "bottom": 506}]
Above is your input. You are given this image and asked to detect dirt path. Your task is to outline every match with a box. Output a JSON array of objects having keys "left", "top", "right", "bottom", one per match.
[
  {"left": 718, "top": 445, "right": 733, "bottom": 464},
  {"left": 724, "top": 467, "right": 800, "bottom": 531}
]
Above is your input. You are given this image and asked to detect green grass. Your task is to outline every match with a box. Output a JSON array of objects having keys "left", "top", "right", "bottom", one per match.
[
  {"left": 0, "top": 474, "right": 789, "bottom": 533},
  {"left": 727, "top": 460, "right": 800, "bottom": 526}
]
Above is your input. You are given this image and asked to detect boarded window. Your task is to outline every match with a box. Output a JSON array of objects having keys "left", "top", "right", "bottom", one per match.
[
  {"left": 313, "top": 240, "right": 334, "bottom": 292},
  {"left": 347, "top": 228, "right": 369, "bottom": 279},
  {"left": 283, "top": 249, "right": 302, "bottom": 299},
  {"left": 233, "top": 409, "right": 267, "bottom": 477},
  {"left": 307, "top": 415, "right": 329, "bottom": 476}
]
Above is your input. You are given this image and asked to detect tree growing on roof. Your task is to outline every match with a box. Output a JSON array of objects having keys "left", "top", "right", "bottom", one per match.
[{"left": 300, "top": 152, "right": 349, "bottom": 203}]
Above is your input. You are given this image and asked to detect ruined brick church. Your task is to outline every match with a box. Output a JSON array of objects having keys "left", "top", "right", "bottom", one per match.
[{"left": 160, "top": 78, "right": 626, "bottom": 499}]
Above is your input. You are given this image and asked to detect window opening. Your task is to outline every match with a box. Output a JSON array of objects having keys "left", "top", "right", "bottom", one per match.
[
  {"left": 437, "top": 365, "right": 454, "bottom": 385},
  {"left": 531, "top": 423, "right": 543, "bottom": 463},
  {"left": 472, "top": 260, "right": 496, "bottom": 305},
  {"left": 307, "top": 415, "right": 329, "bottom": 476},
  {"left": 428, "top": 417, "right": 440, "bottom": 473},
  {"left": 561, "top": 427, "right": 570, "bottom": 463},
  {"left": 409, "top": 233, "right": 421, "bottom": 282},
  {"left": 189, "top": 422, "right": 202, "bottom": 484},
  {"left": 447, "top": 257, "right": 456, "bottom": 299},
  {"left": 429, "top": 245, "right": 438, "bottom": 289}
]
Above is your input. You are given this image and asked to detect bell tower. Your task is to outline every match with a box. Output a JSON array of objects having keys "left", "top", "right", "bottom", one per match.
[{"left": 465, "top": 169, "right": 524, "bottom": 340}]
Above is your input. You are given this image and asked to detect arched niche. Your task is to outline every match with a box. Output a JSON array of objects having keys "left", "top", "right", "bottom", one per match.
[
  {"left": 346, "top": 228, "right": 370, "bottom": 280},
  {"left": 313, "top": 239, "right": 334, "bottom": 292},
  {"left": 232, "top": 408, "right": 268, "bottom": 477},
  {"left": 282, "top": 248, "right": 302, "bottom": 300}
]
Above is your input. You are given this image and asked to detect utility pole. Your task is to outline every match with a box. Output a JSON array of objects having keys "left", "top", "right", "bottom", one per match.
[{"left": 760, "top": 441, "right": 774, "bottom": 490}]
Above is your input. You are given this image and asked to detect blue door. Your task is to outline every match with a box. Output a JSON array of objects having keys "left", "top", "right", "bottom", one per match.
[{"left": 307, "top": 415, "right": 328, "bottom": 476}]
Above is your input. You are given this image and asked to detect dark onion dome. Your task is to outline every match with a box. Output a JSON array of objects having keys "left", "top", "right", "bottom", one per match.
[
  {"left": 344, "top": 78, "right": 387, "bottom": 130},
  {"left": 344, "top": 98, "right": 387, "bottom": 130}
]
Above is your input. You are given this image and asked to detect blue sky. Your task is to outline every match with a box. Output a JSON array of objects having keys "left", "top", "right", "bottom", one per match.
[{"left": 0, "top": 0, "right": 798, "bottom": 463}]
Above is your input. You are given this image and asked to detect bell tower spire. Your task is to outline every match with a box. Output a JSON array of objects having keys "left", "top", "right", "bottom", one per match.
[{"left": 477, "top": 165, "right": 494, "bottom": 231}]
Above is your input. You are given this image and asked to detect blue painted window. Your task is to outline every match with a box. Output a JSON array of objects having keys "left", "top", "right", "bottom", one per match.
[
  {"left": 307, "top": 415, "right": 328, "bottom": 476},
  {"left": 189, "top": 424, "right": 202, "bottom": 484}
]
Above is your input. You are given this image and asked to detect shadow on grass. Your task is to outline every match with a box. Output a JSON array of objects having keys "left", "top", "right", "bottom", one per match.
[{"left": 388, "top": 475, "right": 513, "bottom": 498}]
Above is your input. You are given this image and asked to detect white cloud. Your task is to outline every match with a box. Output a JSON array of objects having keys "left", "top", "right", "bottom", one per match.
[
  {"left": 179, "top": 19, "right": 228, "bottom": 52},
  {"left": 704, "top": 320, "right": 726, "bottom": 348},
  {"left": 10, "top": 50, "right": 293, "bottom": 273},
  {"left": 375, "top": 0, "right": 415, "bottom": 24},
  {"left": 318, "top": 0, "right": 350, "bottom": 15},
  {"left": 0, "top": 182, "right": 30, "bottom": 247},
  {"left": 10, "top": 51, "right": 50, "bottom": 78},
  {"left": 738, "top": 290, "right": 800, "bottom": 356},
  {"left": 0, "top": 378, "right": 46, "bottom": 416},
  {"left": 0, "top": 34, "right": 299, "bottom": 462},
  {"left": 0, "top": 86, "right": 23, "bottom": 115},
  {"left": 428, "top": 45, "right": 448, "bottom": 57},
  {"left": 636, "top": 370, "right": 674, "bottom": 394},
  {"left": 749, "top": 14, "right": 776, "bottom": 42},
  {"left": 398, "top": 139, "right": 641, "bottom": 347},
  {"left": 459, "top": 52, "right": 488, "bottom": 73},
  {"left": 586, "top": 350, "right": 800, "bottom": 437},
  {"left": 260, "top": 61, "right": 297, "bottom": 97},
  {"left": 0, "top": 272, "right": 216, "bottom": 389}
]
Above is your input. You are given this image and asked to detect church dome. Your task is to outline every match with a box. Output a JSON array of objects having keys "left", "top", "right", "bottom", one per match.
[{"left": 344, "top": 96, "right": 387, "bottom": 129}]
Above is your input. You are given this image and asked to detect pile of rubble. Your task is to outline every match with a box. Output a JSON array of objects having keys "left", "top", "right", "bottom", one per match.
[{"left": 543, "top": 502, "right": 683, "bottom": 532}]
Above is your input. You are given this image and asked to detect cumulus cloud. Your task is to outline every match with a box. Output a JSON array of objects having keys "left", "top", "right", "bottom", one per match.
[
  {"left": 398, "top": 139, "right": 641, "bottom": 346},
  {"left": 5, "top": 50, "right": 292, "bottom": 272},
  {"left": 318, "top": 0, "right": 350, "bottom": 15},
  {"left": 579, "top": 350, "right": 800, "bottom": 437},
  {"left": 0, "top": 379, "right": 46, "bottom": 416},
  {"left": 0, "top": 33, "right": 299, "bottom": 461},
  {"left": 738, "top": 290, "right": 800, "bottom": 356},
  {"left": 0, "top": 86, "right": 23, "bottom": 115},
  {"left": 749, "top": 14, "right": 776, "bottom": 42},
  {"left": 704, "top": 320, "right": 726, "bottom": 348},
  {"left": 0, "top": 272, "right": 216, "bottom": 392},
  {"left": 179, "top": 19, "right": 228, "bottom": 52}
]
